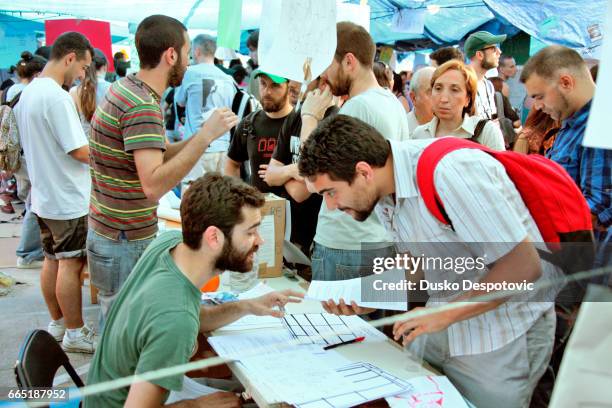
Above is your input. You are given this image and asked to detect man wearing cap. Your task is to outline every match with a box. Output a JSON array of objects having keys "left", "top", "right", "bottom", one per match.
[
  {"left": 225, "top": 69, "right": 293, "bottom": 194},
  {"left": 465, "top": 31, "right": 507, "bottom": 120}
]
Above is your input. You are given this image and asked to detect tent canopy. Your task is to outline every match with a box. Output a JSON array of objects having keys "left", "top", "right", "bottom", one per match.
[{"left": 0, "top": 0, "right": 607, "bottom": 55}]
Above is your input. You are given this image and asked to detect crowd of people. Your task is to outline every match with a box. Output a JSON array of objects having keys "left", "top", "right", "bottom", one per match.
[{"left": 0, "top": 12, "right": 609, "bottom": 408}]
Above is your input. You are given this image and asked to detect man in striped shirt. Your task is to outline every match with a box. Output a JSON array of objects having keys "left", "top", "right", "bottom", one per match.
[
  {"left": 87, "top": 15, "right": 238, "bottom": 325},
  {"left": 298, "top": 115, "right": 556, "bottom": 408}
]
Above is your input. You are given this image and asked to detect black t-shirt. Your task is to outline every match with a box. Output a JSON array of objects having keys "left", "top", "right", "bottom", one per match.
[
  {"left": 273, "top": 106, "right": 340, "bottom": 165},
  {"left": 228, "top": 110, "right": 287, "bottom": 194},
  {"left": 272, "top": 106, "right": 339, "bottom": 251}
]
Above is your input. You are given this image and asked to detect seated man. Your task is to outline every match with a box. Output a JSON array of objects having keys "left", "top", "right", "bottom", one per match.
[{"left": 85, "top": 173, "right": 303, "bottom": 407}]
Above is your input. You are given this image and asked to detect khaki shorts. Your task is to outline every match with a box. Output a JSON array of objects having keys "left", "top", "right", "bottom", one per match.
[{"left": 35, "top": 214, "right": 88, "bottom": 260}]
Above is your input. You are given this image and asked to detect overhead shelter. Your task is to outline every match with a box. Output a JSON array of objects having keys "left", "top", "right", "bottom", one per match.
[{"left": 0, "top": 0, "right": 607, "bottom": 65}]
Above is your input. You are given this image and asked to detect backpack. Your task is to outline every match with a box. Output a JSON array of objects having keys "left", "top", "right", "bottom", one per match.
[
  {"left": 494, "top": 91, "right": 518, "bottom": 147},
  {"left": 231, "top": 83, "right": 260, "bottom": 125},
  {"left": 416, "top": 137, "right": 595, "bottom": 275},
  {"left": 0, "top": 92, "right": 22, "bottom": 173}
]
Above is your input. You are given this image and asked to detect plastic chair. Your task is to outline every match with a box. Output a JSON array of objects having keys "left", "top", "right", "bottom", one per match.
[{"left": 14, "top": 330, "right": 84, "bottom": 391}]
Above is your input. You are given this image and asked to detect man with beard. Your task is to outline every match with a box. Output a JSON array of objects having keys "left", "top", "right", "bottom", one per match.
[
  {"left": 294, "top": 22, "right": 409, "bottom": 284},
  {"left": 298, "top": 115, "right": 556, "bottom": 408},
  {"left": 88, "top": 15, "right": 239, "bottom": 327},
  {"left": 521, "top": 45, "right": 610, "bottom": 269},
  {"left": 465, "top": 31, "right": 506, "bottom": 120},
  {"left": 85, "top": 173, "right": 303, "bottom": 407},
  {"left": 225, "top": 70, "right": 293, "bottom": 194},
  {"left": 15, "top": 32, "right": 95, "bottom": 352}
]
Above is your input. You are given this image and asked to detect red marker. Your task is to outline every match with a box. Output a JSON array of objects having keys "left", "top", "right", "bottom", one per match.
[{"left": 323, "top": 336, "right": 366, "bottom": 350}]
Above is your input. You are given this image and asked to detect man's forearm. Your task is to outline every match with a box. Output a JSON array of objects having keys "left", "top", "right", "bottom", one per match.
[
  {"left": 300, "top": 116, "right": 319, "bottom": 144},
  {"left": 148, "top": 135, "right": 212, "bottom": 198},
  {"left": 163, "top": 137, "right": 193, "bottom": 162},
  {"left": 444, "top": 238, "right": 542, "bottom": 324},
  {"left": 199, "top": 301, "right": 249, "bottom": 332},
  {"left": 285, "top": 179, "right": 311, "bottom": 202},
  {"left": 267, "top": 163, "right": 297, "bottom": 186}
]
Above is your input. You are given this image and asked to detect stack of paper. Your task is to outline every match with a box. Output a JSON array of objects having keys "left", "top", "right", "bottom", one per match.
[{"left": 240, "top": 350, "right": 414, "bottom": 407}]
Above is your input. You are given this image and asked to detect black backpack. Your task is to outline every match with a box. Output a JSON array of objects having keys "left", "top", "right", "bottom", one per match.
[{"left": 230, "top": 83, "right": 260, "bottom": 136}]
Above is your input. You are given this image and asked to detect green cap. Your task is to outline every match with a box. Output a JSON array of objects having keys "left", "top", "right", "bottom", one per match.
[
  {"left": 252, "top": 69, "right": 287, "bottom": 84},
  {"left": 464, "top": 31, "right": 507, "bottom": 58}
]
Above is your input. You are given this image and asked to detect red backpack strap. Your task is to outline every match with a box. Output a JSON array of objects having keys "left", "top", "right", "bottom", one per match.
[{"left": 416, "top": 137, "right": 491, "bottom": 225}]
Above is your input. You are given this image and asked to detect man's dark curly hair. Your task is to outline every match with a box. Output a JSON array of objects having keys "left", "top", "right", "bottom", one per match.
[
  {"left": 298, "top": 114, "right": 390, "bottom": 183},
  {"left": 181, "top": 173, "right": 265, "bottom": 250}
]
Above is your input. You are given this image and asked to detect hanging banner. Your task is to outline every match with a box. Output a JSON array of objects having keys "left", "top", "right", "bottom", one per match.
[
  {"left": 45, "top": 19, "right": 114, "bottom": 72},
  {"left": 217, "top": 0, "right": 243, "bottom": 50}
]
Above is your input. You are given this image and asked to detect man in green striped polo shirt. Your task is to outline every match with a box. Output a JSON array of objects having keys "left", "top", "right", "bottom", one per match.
[{"left": 87, "top": 15, "right": 238, "bottom": 327}]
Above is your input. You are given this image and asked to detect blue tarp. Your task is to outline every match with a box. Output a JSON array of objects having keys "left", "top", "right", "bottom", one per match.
[
  {"left": 0, "top": 14, "right": 42, "bottom": 67},
  {"left": 346, "top": 0, "right": 606, "bottom": 56},
  {"left": 484, "top": 0, "right": 606, "bottom": 58}
]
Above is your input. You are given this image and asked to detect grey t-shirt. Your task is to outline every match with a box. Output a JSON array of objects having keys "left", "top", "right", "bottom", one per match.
[{"left": 314, "top": 87, "right": 410, "bottom": 250}]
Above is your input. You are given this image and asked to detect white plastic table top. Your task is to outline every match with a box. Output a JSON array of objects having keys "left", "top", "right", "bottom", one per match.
[{"left": 211, "top": 273, "right": 437, "bottom": 407}]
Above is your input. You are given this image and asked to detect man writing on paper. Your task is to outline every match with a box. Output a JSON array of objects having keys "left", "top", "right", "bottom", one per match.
[
  {"left": 85, "top": 173, "right": 303, "bottom": 407},
  {"left": 298, "top": 115, "right": 556, "bottom": 408}
]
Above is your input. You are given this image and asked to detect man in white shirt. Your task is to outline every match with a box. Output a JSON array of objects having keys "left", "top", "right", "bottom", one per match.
[
  {"left": 175, "top": 34, "right": 236, "bottom": 180},
  {"left": 296, "top": 21, "right": 410, "bottom": 283},
  {"left": 298, "top": 115, "right": 556, "bottom": 408},
  {"left": 465, "top": 31, "right": 506, "bottom": 120},
  {"left": 15, "top": 32, "right": 96, "bottom": 353},
  {"left": 407, "top": 67, "right": 435, "bottom": 135}
]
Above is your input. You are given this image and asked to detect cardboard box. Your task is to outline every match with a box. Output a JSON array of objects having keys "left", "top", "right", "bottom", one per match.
[
  {"left": 257, "top": 194, "right": 286, "bottom": 278},
  {"left": 157, "top": 192, "right": 286, "bottom": 278}
]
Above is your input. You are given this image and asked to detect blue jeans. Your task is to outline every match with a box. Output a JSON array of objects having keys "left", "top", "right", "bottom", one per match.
[
  {"left": 86, "top": 230, "right": 153, "bottom": 331},
  {"left": 15, "top": 200, "right": 43, "bottom": 262},
  {"left": 311, "top": 242, "right": 396, "bottom": 281}
]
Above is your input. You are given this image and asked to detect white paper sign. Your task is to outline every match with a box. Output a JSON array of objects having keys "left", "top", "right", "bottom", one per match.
[
  {"left": 583, "top": 0, "right": 612, "bottom": 150},
  {"left": 258, "top": 0, "right": 337, "bottom": 82},
  {"left": 337, "top": 3, "right": 371, "bottom": 32},
  {"left": 391, "top": 8, "right": 426, "bottom": 34}
]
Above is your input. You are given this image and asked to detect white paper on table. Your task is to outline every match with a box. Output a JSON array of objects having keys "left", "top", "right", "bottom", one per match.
[
  {"left": 259, "top": 0, "right": 337, "bottom": 82},
  {"left": 294, "top": 362, "right": 413, "bottom": 407},
  {"left": 385, "top": 375, "right": 469, "bottom": 408},
  {"left": 583, "top": 0, "right": 612, "bottom": 150},
  {"left": 208, "top": 330, "right": 298, "bottom": 360},
  {"left": 240, "top": 349, "right": 357, "bottom": 404},
  {"left": 258, "top": 213, "right": 276, "bottom": 267},
  {"left": 549, "top": 285, "right": 612, "bottom": 407},
  {"left": 306, "top": 269, "right": 408, "bottom": 311},
  {"left": 219, "top": 314, "right": 285, "bottom": 331},
  {"left": 283, "top": 313, "right": 388, "bottom": 346}
]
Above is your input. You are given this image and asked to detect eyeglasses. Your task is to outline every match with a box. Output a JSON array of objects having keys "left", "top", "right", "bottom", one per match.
[{"left": 481, "top": 45, "right": 500, "bottom": 53}]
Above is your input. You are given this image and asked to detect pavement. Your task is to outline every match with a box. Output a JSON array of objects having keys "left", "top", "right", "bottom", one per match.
[{"left": 0, "top": 208, "right": 99, "bottom": 397}]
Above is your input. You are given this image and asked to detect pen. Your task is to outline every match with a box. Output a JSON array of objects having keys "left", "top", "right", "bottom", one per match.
[{"left": 323, "top": 336, "right": 366, "bottom": 350}]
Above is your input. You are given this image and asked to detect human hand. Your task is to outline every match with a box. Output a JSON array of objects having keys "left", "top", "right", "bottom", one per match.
[
  {"left": 194, "top": 391, "right": 241, "bottom": 407},
  {"left": 392, "top": 307, "right": 453, "bottom": 346},
  {"left": 321, "top": 298, "right": 376, "bottom": 316},
  {"left": 200, "top": 108, "right": 239, "bottom": 142},
  {"left": 301, "top": 85, "right": 333, "bottom": 121},
  {"left": 247, "top": 289, "right": 304, "bottom": 318}
]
